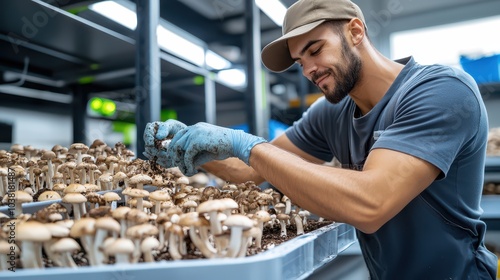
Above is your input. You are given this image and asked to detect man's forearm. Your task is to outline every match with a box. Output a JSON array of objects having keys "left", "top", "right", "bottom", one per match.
[{"left": 201, "top": 157, "right": 265, "bottom": 184}]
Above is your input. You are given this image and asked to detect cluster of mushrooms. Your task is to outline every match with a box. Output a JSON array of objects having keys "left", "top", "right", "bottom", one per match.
[
  {"left": 484, "top": 128, "right": 500, "bottom": 194},
  {"left": 0, "top": 140, "right": 316, "bottom": 270},
  {"left": 487, "top": 127, "right": 500, "bottom": 156}
]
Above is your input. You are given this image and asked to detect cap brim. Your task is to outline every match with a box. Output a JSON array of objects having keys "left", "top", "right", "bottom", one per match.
[{"left": 261, "top": 20, "right": 326, "bottom": 73}]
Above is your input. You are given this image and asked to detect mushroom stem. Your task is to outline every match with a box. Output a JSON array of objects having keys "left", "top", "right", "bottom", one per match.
[
  {"left": 21, "top": 241, "right": 41, "bottom": 269},
  {"left": 279, "top": 220, "right": 287, "bottom": 238},
  {"left": 61, "top": 252, "right": 78, "bottom": 268},
  {"left": 115, "top": 253, "right": 130, "bottom": 264},
  {"left": 226, "top": 228, "right": 243, "bottom": 258},
  {"left": 43, "top": 240, "right": 63, "bottom": 267},
  {"left": 294, "top": 214, "right": 304, "bottom": 236},
  {"left": 168, "top": 232, "right": 182, "bottom": 260},
  {"left": 188, "top": 226, "right": 216, "bottom": 258}
]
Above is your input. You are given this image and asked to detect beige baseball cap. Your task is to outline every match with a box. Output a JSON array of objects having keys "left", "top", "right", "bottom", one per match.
[{"left": 261, "top": 0, "right": 366, "bottom": 73}]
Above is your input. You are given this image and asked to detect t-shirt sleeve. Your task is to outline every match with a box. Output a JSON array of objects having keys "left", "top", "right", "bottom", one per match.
[
  {"left": 285, "top": 97, "right": 335, "bottom": 162},
  {"left": 371, "top": 76, "right": 484, "bottom": 177}
]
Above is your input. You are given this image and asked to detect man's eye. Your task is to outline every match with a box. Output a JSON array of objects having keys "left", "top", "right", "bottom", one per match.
[{"left": 311, "top": 48, "right": 320, "bottom": 55}]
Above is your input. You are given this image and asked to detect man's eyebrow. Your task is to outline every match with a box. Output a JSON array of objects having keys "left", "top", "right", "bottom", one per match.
[{"left": 291, "top": 39, "right": 321, "bottom": 61}]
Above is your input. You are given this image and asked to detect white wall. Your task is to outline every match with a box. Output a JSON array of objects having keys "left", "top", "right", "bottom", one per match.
[
  {"left": 0, "top": 106, "right": 127, "bottom": 152},
  {"left": 0, "top": 106, "right": 72, "bottom": 150}
]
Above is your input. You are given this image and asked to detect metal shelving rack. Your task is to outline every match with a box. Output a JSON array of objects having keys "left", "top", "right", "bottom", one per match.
[{"left": 0, "top": 0, "right": 246, "bottom": 149}]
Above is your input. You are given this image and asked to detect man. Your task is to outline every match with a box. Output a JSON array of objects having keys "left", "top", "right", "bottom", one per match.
[{"left": 143, "top": 0, "right": 497, "bottom": 278}]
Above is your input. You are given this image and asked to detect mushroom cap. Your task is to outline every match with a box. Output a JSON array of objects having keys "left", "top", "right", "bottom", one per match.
[
  {"left": 126, "top": 224, "right": 158, "bottom": 239},
  {"left": 223, "top": 214, "right": 254, "bottom": 230},
  {"left": 197, "top": 199, "right": 224, "bottom": 213},
  {"left": 95, "top": 216, "right": 121, "bottom": 233},
  {"left": 50, "top": 237, "right": 81, "bottom": 253},
  {"left": 103, "top": 191, "right": 121, "bottom": 202},
  {"left": 126, "top": 209, "right": 150, "bottom": 224},
  {"left": 189, "top": 173, "right": 209, "bottom": 185},
  {"left": 126, "top": 188, "right": 149, "bottom": 198},
  {"left": 69, "top": 143, "right": 89, "bottom": 152},
  {"left": 45, "top": 223, "right": 70, "bottom": 238},
  {"left": 113, "top": 171, "right": 128, "bottom": 182},
  {"left": 178, "top": 212, "right": 209, "bottom": 227},
  {"left": 69, "top": 217, "right": 96, "bottom": 237},
  {"left": 176, "top": 176, "right": 190, "bottom": 185},
  {"left": 105, "top": 238, "right": 135, "bottom": 255},
  {"left": 17, "top": 221, "right": 52, "bottom": 242},
  {"left": 38, "top": 190, "right": 61, "bottom": 202},
  {"left": 62, "top": 192, "right": 87, "bottom": 204},
  {"left": 12, "top": 190, "right": 33, "bottom": 203},
  {"left": 84, "top": 183, "right": 101, "bottom": 192},
  {"left": 140, "top": 236, "right": 160, "bottom": 252},
  {"left": 219, "top": 198, "right": 238, "bottom": 210},
  {"left": 277, "top": 213, "right": 290, "bottom": 221},
  {"left": 41, "top": 150, "right": 56, "bottom": 160},
  {"left": 129, "top": 174, "right": 153, "bottom": 185},
  {"left": 53, "top": 183, "right": 67, "bottom": 192},
  {"left": 64, "top": 183, "right": 86, "bottom": 194},
  {"left": 181, "top": 200, "right": 198, "bottom": 209},
  {"left": 254, "top": 210, "right": 271, "bottom": 222},
  {"left": 149, "top": 190, "right": 171, "bottom": 201},
  {"left": 112, "top": 206, "right": 131, "bottom": 220}
]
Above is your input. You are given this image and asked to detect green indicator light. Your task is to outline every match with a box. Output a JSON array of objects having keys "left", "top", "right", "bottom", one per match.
[
  {"left": 193, "top": 75, "right": 204, "bottom": 85},
  {"left": 78, "top": 76, "right": 95, "bottom": 84},
  {"left": 101, "top": 100, "right": 116, "bottom": 116},
  {"left": 89, "top": 97, "right": 103, "bottom": 111}
]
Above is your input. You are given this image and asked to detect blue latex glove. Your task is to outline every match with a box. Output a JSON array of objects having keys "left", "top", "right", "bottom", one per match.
[
  {"left": 166, "top": 122, "right": 267, "bottom": 176},
  {"left": 143, "top": 120, "right": 187, "bottom": 167}
]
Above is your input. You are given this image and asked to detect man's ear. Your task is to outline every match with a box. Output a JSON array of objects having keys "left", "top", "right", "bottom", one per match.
[{"left": 347, "top": 18, "right": 365, "bottom": 46}]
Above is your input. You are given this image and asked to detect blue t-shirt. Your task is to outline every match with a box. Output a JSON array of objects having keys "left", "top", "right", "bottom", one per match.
[{"left": 286, "top": 57, "right": 497, "bottom": 279}]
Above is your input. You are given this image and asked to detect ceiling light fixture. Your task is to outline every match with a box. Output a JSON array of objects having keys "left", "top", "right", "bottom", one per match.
[
  {"left": 89, "top": 1, "right": 137, "bottom": 30},
  {"left": 89, "top": 0, "right": 232, "bottom": 71},
  {"left": 255, "top": 0, "right": 286, "bottom": 26}
]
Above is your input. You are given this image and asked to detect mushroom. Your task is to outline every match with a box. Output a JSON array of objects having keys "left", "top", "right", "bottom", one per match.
[
  {"left": 140, "top": 236, "right": 160, "bottom": 262},
  {"left": 3, "top": 190, "right": 32, "bottom": 217},
  {"left": 223, "top": 214, "right": 254, "bottom": 258},
  {"left": 69, "top": 217, "right": 98, "bottom": 266},
  {"left": 178, "top": 212, "right": 216, "bottom": 258},
  {"left": 38, "top": 190, "right": 62, "bottom": 202},
  {"left": 43, "top": 223, "right": 70, "bottom": 267},
  {"left": 126, "top": 223, "right": 158, "bottom": 263},
  {"left": 69, "top": 143, "right": 88, "bottom": 165},
  {"left": 104, "top": 238, "right": 134, "bottom": 264},
  {"left": 253, "top": 210, "right": 271, "bottom": 248},
  {"left": 62, "top": 193, "right": 87, "bottom": 220},
  {"left": 277, "top": 213, "right": 290, "bottom": 237},
  {"left": 16, "top": 220, "right": 52, "bottom": 269},
  {"left": 111, "top": 206, "right": 131, "bottom": 238},
  {"left": 94, "top": 216, "right": 121, "bottom": 265},
  {"left": 291, "top": 210, "right": 304, "bottom": 236},
  {"left": 175, "top": 176, "right": 189, "bottom": 193},
  {"left": 149, "top": 190, "right": 172, "bottom": 214},
  {"left": 103, "top": 191, "right": 121, "bottom": 210},
  {"left": 50, "top": 237, "right": 81, "bottom": 268}
]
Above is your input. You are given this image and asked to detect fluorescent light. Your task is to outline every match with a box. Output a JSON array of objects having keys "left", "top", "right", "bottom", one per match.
[
  {"left": 90, "top": 1, "right": 234, "bottom": 74},
  {"left": 157, "top": 25, "right": 205, "bottom": 67},
  {"left": 255, "top": 0, "right": 286, "bottom": 26},
  {"left": 217, "top": 69, "right": 246, "bottom": 88},
  {"left": 89, "top": 1, "right": 137, "bottom": 30},
  {"left": 206, "top": 50, "right": 231, "bottom": 70}
]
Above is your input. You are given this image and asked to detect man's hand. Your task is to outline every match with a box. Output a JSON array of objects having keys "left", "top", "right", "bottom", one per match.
[
  {"left": 166, "top": 122, "right": 267, "bottom": 176},
  {"left": 143, "top": 120, "right": 187, "bottom": 167}
]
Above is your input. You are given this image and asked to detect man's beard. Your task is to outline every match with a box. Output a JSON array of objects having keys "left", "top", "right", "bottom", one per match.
[{"left": 313, "top": 35, "right": 362, "bottom": 104}]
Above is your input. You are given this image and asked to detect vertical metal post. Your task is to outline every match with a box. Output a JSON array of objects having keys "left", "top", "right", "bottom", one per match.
[
  {"left": 135, "top": 0, "right": 161, "bottom": 158},
  {"left": 245, "top": 0, "right": 268, "bottom": 138},
  {"left": 205, "top": 74, "right": 216, "bottom": 124},
  {"left": 72, "top": 86, "right": 86, "bottom": 144}
]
